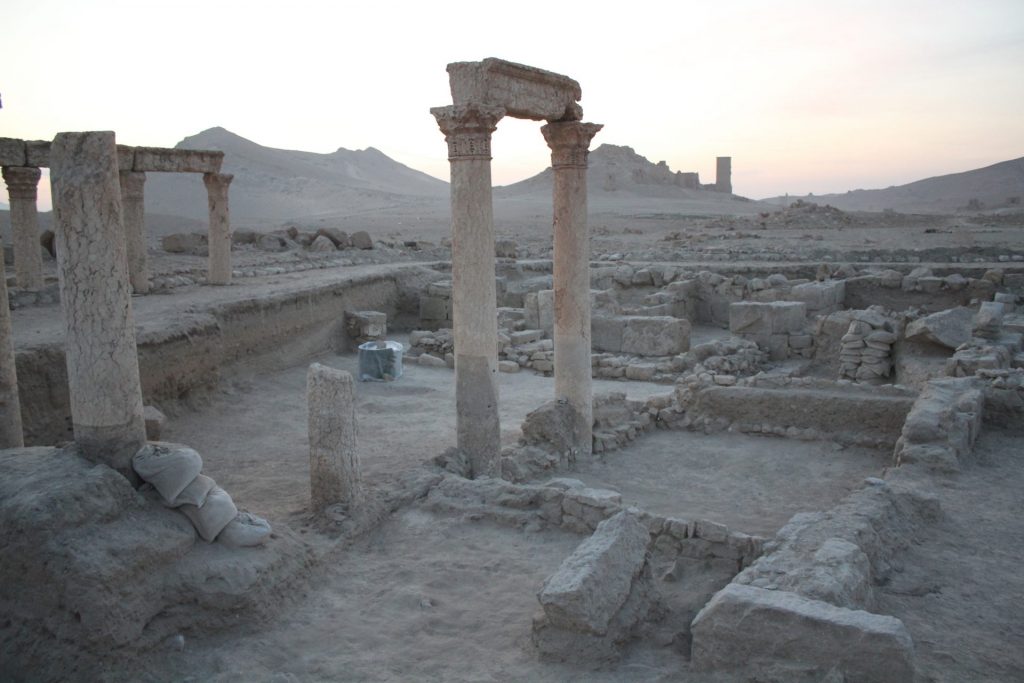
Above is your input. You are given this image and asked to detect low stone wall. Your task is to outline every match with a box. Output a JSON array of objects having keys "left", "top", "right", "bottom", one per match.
[
  {"left": 893, "top": 377, "right": 985, "bottom": 471},
  {"left": 676, "top": 376, "right": 915, "bottom": 448},
  {"left": 14, "top": 265, "right": 438, "bottom": 445}
]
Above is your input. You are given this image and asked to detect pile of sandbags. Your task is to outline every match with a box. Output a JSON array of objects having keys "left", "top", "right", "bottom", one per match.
[
  {"left": 839, "top": 311, "right": 897, "bottom": 382},
  {"left": 133, "top": 442, "right": 272, "bottom": 547}
]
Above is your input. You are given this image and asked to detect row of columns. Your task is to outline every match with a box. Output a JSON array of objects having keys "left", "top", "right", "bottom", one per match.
[
  {"left": 432, "top": 104, "right": 602, "bottom": 477},
  {"left": 0, "top": 135, "right": 234, "bottom": 460},
  {"left": 1, "top": 161, "right": 234, "bottom": 293}
]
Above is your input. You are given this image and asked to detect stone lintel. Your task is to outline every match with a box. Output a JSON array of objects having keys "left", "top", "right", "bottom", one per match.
[
  {"left": 133, "top": 147, "right": 224, "bottom": 174},
  {"left": 0, "top": 138, "right": 27, "bottom": 167},
  {"left": 447, "top": 57, "right": 583, "bottom": 122},
  {"left": 25, "top": 140, "right": 51, "bottom": 167}
]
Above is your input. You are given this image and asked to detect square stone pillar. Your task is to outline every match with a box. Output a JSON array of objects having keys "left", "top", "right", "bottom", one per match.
[
  {"left": 542, "top": 121, "right": 602, "bottom": 458},
  {"left": 431, "top": 103, "right": 505, "bottom": 478},
  {"left": 0, "top": 236, "right": 24, "bottom": 448},
  {"left": 49, "top": 132, "right": 146, "bottom": 476},
  {"left": 1, "top": 166, "right": 44, "bottom": 290},
  {"left": 203, "top": 172, "right": 233, "bottom": 285},
  {"left": 118, "top": 171, "right": 150, "bottom": 294},
  {"left": 307, "top": 363, "right": 362, "bottom": 513}
]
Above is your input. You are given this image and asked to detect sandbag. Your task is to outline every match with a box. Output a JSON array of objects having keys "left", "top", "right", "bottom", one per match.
[
  {"left": 179, "top": 486, "right": 238, "bottom": 542},
  {"left": 218, "top": 512, "right": 273, "bottom": 548},
  {"left": 132, "top": 442, "right": 203, "bottom": 505},
  {"left": 163, "top": 474, "right": 216, "bottom": 509}
]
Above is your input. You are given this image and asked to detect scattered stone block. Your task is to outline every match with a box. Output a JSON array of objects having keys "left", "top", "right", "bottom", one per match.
[
  {"left": 691, "top": 583, "right": 915, "bottom": 682},
  {"left": 533, "top": 512, "right": 655, "bottom": 662},
  {"left": 142, "top": 405, "right": 166, "bottom": 441},
  {"left": 308, "top": 235, "right": 337, "bottom": 252},
  {"left": 349, "top": 231, "right": 374, "bottom": 250}
]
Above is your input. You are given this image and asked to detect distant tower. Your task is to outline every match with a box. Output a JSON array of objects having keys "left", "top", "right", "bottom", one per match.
[{"left": 715, "top": 156, "right": 732, "bottom": 193}]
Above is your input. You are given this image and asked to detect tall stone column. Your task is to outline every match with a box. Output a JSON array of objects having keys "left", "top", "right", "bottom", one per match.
[
  {"left": 50, "top": 132, "right": 146, "bottom": 476},
  {"left": 203, "top": 172, "right": 233, "bottom": 285},
  {"left": 431, "top": 103, "right": 505, "bottom": 478},
  {"left": 118, "top": 171, "right": 150, "bottom": 294},
  {"left": 0, "top": 236, "right": 24, "bottom": 448},
  {"left": 1, "top": 166, "right": 44, "bottom": 290},
  {"left": 542, "top": 121, "right": 603, "bottom": 458}
]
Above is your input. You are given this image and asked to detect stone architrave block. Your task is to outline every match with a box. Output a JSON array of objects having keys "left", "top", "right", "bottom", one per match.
[
  {"left": 622, "top": 316, "right": 690, "bottom": 356},
  {"left": 538, "top": 511, "right": 650, "bottom": 634},
  {"left": 24, "top": 140, "right": 51, "bottom": 167},
  {"left": 116, "top": 145, "right": 135, "bottom": 173},
  {"left": 132, "top": 147, "right": 224, "bottom": 173},
  {"left": 447, "top": 57, "right": 582, "bottom": 122},
  {"left": 691, "top": 583, "right": 915, "bottom": 682},
  {"left": 0, "top": 138, "right": 27, "bottom": 167},
  {"left": 591, "top": 316, "right": 626, "bottom": 353}
]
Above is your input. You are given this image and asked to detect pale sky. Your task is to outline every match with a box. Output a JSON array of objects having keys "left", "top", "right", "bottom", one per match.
[{"left": 2, "top": 0, "right": 1023, "bottom": 210}]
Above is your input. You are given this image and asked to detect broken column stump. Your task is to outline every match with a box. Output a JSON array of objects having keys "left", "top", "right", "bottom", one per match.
[
  {"left": 307, "top": 363, "right": 362, "bottom": 513},
  {"left": 344, "top": 310, "right": 387, "bottom": 347}
]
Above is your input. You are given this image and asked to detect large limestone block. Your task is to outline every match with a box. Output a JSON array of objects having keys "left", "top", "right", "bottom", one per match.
[
  {"left": 0, "top": 137, "right": 27, "bottom": 166},
  {"left": 24, "top": 140, "right": 51, "bottom": 167},
  {"left": 591, "top": 315, "right": 626, "bottom": 353},
  {"left": 691, "top": 583, "right": 915, "bottom": 682},
  {"left": 538, "top": 511, "right": 650, "bottom": 635},
  {"left": 790, "top": 280, "right": 845, "bottom": 312},
  {"left": 622, "top": 316, "right": 690, "bottom": 356},
  {"left": 132, "top": 147, "right": 223, "bottom": 173},
  {"left": 904, "top": 307, "right": 974, "bottom": 349},
  {"left": 447, "top": 57, "right": 582, "bottom": 122},
  {"left": 729, "top": 301, "right": 769, "bottom": 334}
]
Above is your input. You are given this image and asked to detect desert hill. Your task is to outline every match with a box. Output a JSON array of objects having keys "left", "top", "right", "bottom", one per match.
[
  {"left": 143, "top": 128, "right": 448, "bottom": 227},
  {"left": 496, "top": 144, "right": 763, "bottom": 215},
  {"left": 766, "top": 156, "right": 1024, "bottom": 213}
]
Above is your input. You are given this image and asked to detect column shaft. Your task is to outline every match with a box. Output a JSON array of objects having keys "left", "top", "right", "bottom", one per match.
[
  {"left": 432, "top": 104, "right": 504, "bottom": 478},
  {"left": 50, "top": 132, "right": 146, "bottom": 475},
  {"left": 118, "top": 171, "right": 150, "bottom": 294},
  {"left": 543, "top": 121, "right": 603, "bottom": 458},
  {"left": 2, "top": 166, "right": 44, "bottom": 290},
  {"left": 0, "top": 236, "right": 24, "bottom": 448},
  {"left": 203, "top": 173, "right": 233, "bottom": 285},
  {"left": 307, "top": 363, "right": 362, "bottom": 512}
]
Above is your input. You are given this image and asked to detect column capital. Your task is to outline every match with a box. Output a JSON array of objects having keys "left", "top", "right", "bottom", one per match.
[
  {"left": 203, "top": 172, "right": 233, "bottom": 190},
  {"left": 541, "top": 121, "right": 603, "bottom": 169},
  {"left": 2, "top": 166, "right": 42, "bottom": 200},
  {"left": 118, "top": 170, "right": 146, "bottom": 198},
  {"left": 430, "top": 103, "right": 505, "bottom": 160}
]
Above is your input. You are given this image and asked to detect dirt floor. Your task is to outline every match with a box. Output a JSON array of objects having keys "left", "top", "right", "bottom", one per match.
[{"left": 877, "top": 427, "right": 1024, "bottom": 683}]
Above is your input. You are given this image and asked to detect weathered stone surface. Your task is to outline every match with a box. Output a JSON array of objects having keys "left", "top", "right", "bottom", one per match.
[
  {"left": 538, "top": 511, "right": 649, "bottom": 634},
  {"left": 691, "top": 583, "right": 915, "bottom": 682},
  {"left": 729, "top": 301, "right": 807, "bottom": 335},
  {"left": 0, "top": 237, "right": 23, "bottom": 448},
  {"left": 2, "top": 166, "right": 45, "bottom": 290},
  {"left": 317, "top": 227, "right": 350, "bottom": 248},
  {"left": 132, "top": 147, "right": 223, "bottom": 173},
  {"left": 350, "top": 230, "right": 374, "bottom": 249},
  {"left": 118, "top": 171, "right": 150, "bottom": 293},
  {"left": 0, "top": 137, "right": 27, "bottom": 166},
  {"left": 307, "top": 363, "right": 362, "bottom": 512},
  {"left": 308, "top": 234, "right": 336, "bottom": 252},
  {"left": 161, "top": 232, "right": 208, "bottom": 255},
  {"left": 203, "top": 173, "right": 233, "bottom": 285},
  {"left": 50, "top": 131, "right": 147, "bottom": 475},
  {"left": 24, "top": 140, "right": 51, "bottom": 167},
  {"left": 521, "top": 399, "right": 580, "bottom": 456},
  {"left": 905, "top": 307, "right": 974, "bottom": 349},
  {"left": 447, "top": 57, "right": 582, "bottom": 122},
  {"left": 622, "top": 316, "right": 690, "bottom": 356}
]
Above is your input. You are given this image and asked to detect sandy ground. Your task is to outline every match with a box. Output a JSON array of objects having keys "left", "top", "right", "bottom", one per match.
[
  {"left": 557, "top": 430, "right": 890, "bottom": 537},
  {"left": 877, "top": 427, "right": 1024, "bottom": 683}
]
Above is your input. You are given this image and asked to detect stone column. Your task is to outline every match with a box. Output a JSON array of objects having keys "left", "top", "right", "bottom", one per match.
[
  {"left": 118, "top": 171, "right": 150, "bottom": 294},
  {"left": 307, "top": 363, "right": 362, "bottom": 513},
  {"left": 0, "top": 236, "right": 24, "bottom": 448},
  {"left": 431, "top": 103, "right": 505, "bottom": 478},
  {"left": 542, "top": 121, "right": 603, "bottom": 458},
  {"left": 203, "top": 172, "right": 233, "bottom": 285},
  {"left": 716, "top": 156, "right": 732, "bottom": 194},
  {"left": 50, "top": 132, "right": 146, "bottom": 475},
  {"left": 1, "top": 166, "right": 44, "bottom": 290}
]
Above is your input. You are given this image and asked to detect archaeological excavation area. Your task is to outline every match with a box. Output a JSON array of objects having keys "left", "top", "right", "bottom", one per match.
[{"left": 1, "top": 58, "right": 1023, "bottom": 683}]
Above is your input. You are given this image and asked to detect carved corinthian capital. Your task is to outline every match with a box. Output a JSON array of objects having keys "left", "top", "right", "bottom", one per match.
[
  {"left": 430, "top": 103, "right": 506, "bottom": 160},
  {"left": 541, "top": 121, "right": 603, "bottom": 169},
  {"left": 1, "top": 166, "right": 41, "bottom": 200}
]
